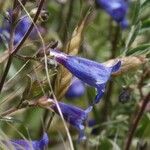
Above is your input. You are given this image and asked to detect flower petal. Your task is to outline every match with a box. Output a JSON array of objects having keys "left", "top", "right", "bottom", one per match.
[
  {"left": 5, "top": 133, "right": 49, "bottom": 150},
  {"left": 51, "top": 102, "right": 92, "bottom": 140},
  {"left": 51, "top": 49, "right": 121, "bottom": 105},
  {"left": 65, "top": 77, "right": 85, "bottom": 99}
]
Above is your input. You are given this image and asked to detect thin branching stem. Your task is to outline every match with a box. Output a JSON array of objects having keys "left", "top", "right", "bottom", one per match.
[
  {"left": 125, "top": 92, "right": 150, "bottom": 150},
  {"left": 0, "top": 1, "right": 17, "bottom": 93},
  {"left": 0, "top": 100, "right": 38, "bottom": 117},
  {"left": 0, "top": 0, "right": 45, "bottom": 93},
  {"left": 0, "top": 107, "right": 18, "bottom": 117}
]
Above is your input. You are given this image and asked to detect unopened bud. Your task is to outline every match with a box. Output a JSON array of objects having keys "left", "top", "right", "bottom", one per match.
[
  {"left": 119, "top": 87, "right": 132, "bottom": 103},
  {"left": 37, "top": 96, "right": 53, "bottom": 108}
]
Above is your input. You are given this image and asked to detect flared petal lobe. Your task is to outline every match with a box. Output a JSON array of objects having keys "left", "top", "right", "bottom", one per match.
[{"left": 51, "top": 102, "right": 92, "bottom": 140}]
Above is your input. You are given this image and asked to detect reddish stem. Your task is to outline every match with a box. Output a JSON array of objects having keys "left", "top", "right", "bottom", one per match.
[{"left": 125, "top": 92, "right": 150, "bottom": 150}]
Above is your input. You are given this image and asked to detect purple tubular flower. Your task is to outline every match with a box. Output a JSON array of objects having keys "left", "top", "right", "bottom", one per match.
[
  {"left": 51, "top": 102, "right": 92, "bottom": 140},
  {"left": 51, "top": 49, "right": 121, "bottom": 105},
  {"left": 4, "top": 133, "right": 49, "bottom": 150},
  {"left": 0, "top": 13, "right": 30, "bottom": 45},
  {"left": 96, "top": 0, "right": 128, "bottom": 28},
  {"left": 65, "top": 77, "right": 85, "bottom": 99},
  {"left": 0, "top": 11, "right": 43, "bottom": 45}
]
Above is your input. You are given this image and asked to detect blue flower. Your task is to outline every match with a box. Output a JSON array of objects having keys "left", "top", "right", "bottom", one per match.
[
  {"left": 65, "top": 77, "right": 85, "bottom": 99},
  {"left": 51, "top": 102, "right": 92, "bottom": 140},
  {"left": 0, "top": 11, "right": 44, "bottom": 45},
  {"left": 96, "top": 0, "right": 128, "bottom": 28},
  {"left": 3, "top": 132, "right": 49, "bottom": 150},
  {"left": 51, "top": 49, "right": 121, "bottom": 105}
]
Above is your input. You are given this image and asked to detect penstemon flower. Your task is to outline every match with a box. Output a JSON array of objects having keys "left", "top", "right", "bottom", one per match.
[
  {"left": 2, "top": 132, "right": 49, "bottom": 150},
  {"left": 65, "top": 77, "right": 85, "bottom": 99},
  {"left": 96, "top": 0, "right": 128, "bottom": 28},
  {"left": 50, "top": 49, "right": 121, "bottom": 105},
  {"left": 0, "top": 10, "right": 44, "bottom": 45},
  {"left": 51, "top": 101, "right": 92, "bottom": 140}
]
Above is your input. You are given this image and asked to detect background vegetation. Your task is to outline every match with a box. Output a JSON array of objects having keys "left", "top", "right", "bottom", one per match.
[{"left": 0, "top": 0, "right": 149, "bottom": 149}]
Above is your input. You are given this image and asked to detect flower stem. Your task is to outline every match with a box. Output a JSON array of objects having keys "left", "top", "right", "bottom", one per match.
[
  {"left": 0, "top": 0, "right": 45, "bottom": 93},
  {"left": 125, "top": 92, "right": 150, "bottom": 150},
  {"left": 100, "top": 25, "right": 120, "bottom": 122}
]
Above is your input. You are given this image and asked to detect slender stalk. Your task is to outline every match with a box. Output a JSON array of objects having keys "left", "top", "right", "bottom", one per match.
[
  {"left": 21, "top": 0, "right": 28, "bottom": 6},
  {"left": 13, "top": 0, "right": 19, "bottom": 9},
  {"left": 46, "top": 112, "right": 55, "bottom": 131},
  {"left": 0, "top": 0, "right": 16, "bottom": 93},
  {"left": 0, "top": 107, "right": 18, "bottom": 117},
  {"left": 100, "top": 25, "right": 120, "bottom": 122},
  {"left": 0, "top": 100, "right": 38, "bottom": 117},
  {"left": 62, "top": 0, "right": 74, "bottom": 43},
  {"left": 0, "top": 57, "right": 13, "bottom": 91},
  {"left": 125, "top": 92, "right": 150, "bottom": 150},
  {"left": 0, "top": 0, "right": 45, "bottom": 93},
  {"left": 12, "top": 0, "right": 45, "bottom": 55},
  {"left": 58, "top": 0, "right": 74, "bottom": 43}
]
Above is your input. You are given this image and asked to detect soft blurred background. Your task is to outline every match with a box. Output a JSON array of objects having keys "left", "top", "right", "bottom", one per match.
[{"left": 0, "top": 0, "right": 150, "bottom": 149}]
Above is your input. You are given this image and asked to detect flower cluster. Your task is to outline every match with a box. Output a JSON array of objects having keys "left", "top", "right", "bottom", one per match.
[
  {"left": 0, "top": 0, "right": 129, "bottom": 146},
  {"left": 45, "top": 49, "right": 121, "bottom": 140}
]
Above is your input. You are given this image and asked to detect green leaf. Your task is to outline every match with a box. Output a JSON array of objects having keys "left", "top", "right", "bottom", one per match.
[
  {"left": 132, "top": 0, "right": 141, "bottom": 25},
  {"left": 124, "top": 22, "right": 141, "bottom": 55},
  {"left": 27, "top": 80, "right": 49, "bottom": 99},
  {"left": 140, "top": 19, "right": 150, "bottom": 34},
  {"left": 109, "top": 140, "right": 121, "bottom": 150},
  {"left": 0, "top": 116, "right": 23, "bottom": 124},
  {"left": 22, "top": 75, "right": 33, "bottom": 100},
  {"left": 136, "top": 114, "right": 150, "bottom": 138},
  {"left": 141, "top": 0, "right": 150, "bottom": 9},
  {"left": 127, "top": 43, "right": 150, "bottom": 55}
]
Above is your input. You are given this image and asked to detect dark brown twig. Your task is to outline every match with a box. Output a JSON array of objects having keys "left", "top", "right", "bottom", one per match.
[
  {"left": 0, "top": 0, "right": 45, "bottom": 93},
  {"left": 0, "top": 1, "right": 17, "bottom": 93},
  {"left": 125, "top": 92, "right": 150, "bottom": 150}
]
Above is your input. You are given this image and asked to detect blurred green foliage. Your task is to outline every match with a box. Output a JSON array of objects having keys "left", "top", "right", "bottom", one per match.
[{"left": 0, "top": 0, "right": 150, "bottom": 150}]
